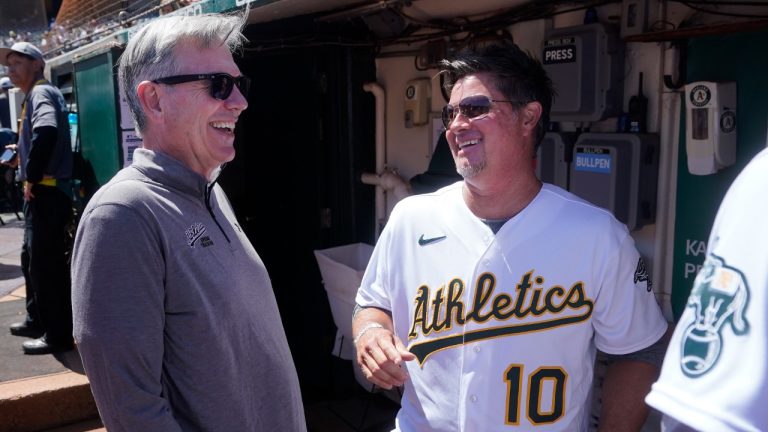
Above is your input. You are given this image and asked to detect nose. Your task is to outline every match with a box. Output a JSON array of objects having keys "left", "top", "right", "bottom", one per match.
[
  {"left": 226, "top": 85, "right": 248, "bottom": 113},
  {"left": 448, "top": 109, "right": 471, "bottom": 131}
]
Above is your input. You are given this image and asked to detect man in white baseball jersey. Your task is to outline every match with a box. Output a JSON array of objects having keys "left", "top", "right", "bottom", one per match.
[
  {"left": 352, "top": 41, "right": 669, "bottom": 431},
  {"left": 646, "top": 146, "right": 768, "bottom": 432}
]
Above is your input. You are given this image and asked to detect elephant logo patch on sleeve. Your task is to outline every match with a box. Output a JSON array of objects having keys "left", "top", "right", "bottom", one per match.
[
  {"left": 634, "top": 258, "right": 652, "bottom": 292},
  {"left": 680, "top": 253, "right": 750, "bottom": 377}
]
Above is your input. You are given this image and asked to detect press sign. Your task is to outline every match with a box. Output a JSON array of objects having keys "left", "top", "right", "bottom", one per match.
[{"left": 543, "top": 37, "right": 577, "bottom": 64}]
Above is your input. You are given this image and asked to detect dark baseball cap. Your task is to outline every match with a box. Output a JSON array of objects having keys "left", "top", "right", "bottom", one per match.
[{"left": 0, "top": 42, "right": 45, "bottom": 66}]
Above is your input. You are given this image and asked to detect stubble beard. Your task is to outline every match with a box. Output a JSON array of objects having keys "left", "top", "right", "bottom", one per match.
[{"left": 456, "top": 159, "right": 486, "bottom": 179}]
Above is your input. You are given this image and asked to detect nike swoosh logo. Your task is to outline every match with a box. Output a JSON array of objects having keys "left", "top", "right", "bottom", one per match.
[{"left": 418, "top": 234, "right": 446, "bottom": 246}]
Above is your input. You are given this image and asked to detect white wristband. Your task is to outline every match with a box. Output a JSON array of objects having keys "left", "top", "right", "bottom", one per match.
[{"left": 353, "top": 322, "right": 385, "bottom": 345}]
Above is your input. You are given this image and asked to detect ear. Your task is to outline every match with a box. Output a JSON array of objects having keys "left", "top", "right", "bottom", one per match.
[
  {"left": 137, "top": 80, "right": 163, "bottom": 122},
  {"left": 520, "top": 101, "right": 542, "bottom": 136},
  {"left": 34, "top": 59, "right": 45, "bottom": 74}
]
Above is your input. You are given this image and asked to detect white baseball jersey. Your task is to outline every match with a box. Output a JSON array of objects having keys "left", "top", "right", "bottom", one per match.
[
  {"left": 646, "top": 148, "right": 768, "bottom": 432},
  {"left": 356, "top": 182, "right": 667, "bottom": 431}
]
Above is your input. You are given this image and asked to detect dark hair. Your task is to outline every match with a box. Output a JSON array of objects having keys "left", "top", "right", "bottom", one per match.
[{"left": 439, "top": 40, "right": 554, "bottom": 149}]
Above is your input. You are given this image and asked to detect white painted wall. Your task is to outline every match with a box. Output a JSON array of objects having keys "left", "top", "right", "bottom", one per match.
[
  {"left": 375, "top": 2, "right": 683, "bottom": 181},
  {"left": 368, "top": 1, "right": 748, "bottom": 317}
]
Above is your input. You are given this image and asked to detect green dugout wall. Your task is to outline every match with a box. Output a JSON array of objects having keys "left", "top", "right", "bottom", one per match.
[
  {"left": 62, "top": 0, "right": 248, "bottom": 199},
  {"left": 73, "top": 46, "right": 123, "bottom": 199},
  {"left": 670, "top": 29, "right": 768, "bottom": 319}
]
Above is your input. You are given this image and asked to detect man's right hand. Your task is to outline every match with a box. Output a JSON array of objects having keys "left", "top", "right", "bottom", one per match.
[{"left": 352, "top": 307, "right": 415, "bottom": 390}]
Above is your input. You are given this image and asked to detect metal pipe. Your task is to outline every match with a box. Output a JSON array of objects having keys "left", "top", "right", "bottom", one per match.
[{"left": 362, "top": 82, "right": 387, "bottom": 239}]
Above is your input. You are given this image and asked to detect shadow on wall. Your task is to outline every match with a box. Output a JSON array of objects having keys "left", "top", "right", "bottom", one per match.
[{"left": 409, "top": 133, "right": 461, "bottom": 195}]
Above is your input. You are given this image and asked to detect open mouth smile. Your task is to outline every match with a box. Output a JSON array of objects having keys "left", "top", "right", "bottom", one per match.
[
  {"left": 458, "top": 139, "right": 480, "bottom": 150},
  {"left": 210, "top": 121, "right": 236, "bottom": 134}
]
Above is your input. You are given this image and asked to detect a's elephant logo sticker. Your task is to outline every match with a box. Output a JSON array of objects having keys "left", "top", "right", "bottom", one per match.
[{"left": 680, "top": 254, "right": 750, "bottom": 377}]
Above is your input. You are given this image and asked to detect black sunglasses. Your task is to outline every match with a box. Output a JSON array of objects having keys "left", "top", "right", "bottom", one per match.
[
  {"left": 153, "top": 73, "right": 250, "bottom": 100},
  {"left": 441, "top": 95, "right": 521, "bottom": 128}
]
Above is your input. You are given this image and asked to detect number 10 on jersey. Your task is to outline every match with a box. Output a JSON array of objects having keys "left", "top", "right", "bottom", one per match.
[{"left": 504, "top": 364, "right": 566, "bottom": 425}]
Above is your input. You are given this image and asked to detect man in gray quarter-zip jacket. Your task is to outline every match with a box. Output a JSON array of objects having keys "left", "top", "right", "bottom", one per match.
[{"left": 70, "top": 12, "right": 306, "bottom": 432}]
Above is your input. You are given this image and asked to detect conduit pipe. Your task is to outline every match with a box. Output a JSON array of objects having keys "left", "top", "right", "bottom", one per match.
[
  {"left": 361, "top": 170, "right": 411, "bottom": 202},
  {"left": 361, "top": 82, "right": 411, "bottom": 239},
  {"left": 654, "top": 42, "right": 683, "bottom": 320},
  {"left": 362, "top": 82, "right": 386, "bottom": 239},
  {"left": 363, "top": 83, "right": 386, "bottom": 176}
]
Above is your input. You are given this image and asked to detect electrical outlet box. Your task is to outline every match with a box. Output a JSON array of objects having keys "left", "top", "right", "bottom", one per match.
[
  {"left": 621, "top": 0, "right": 649, "bottom": 37},
  {"left": 569, "top": 133, "right": 659, "bottom": 231},
  {"left": 542, "top": 23, "right": 624, "bottom": 122},
  {"left": 536, "top": 132, "right": 575, "bottom": 190}
]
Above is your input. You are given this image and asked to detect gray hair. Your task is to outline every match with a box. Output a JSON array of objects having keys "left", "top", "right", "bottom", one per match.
[{"left": 118, "top": 12, "right": 247, "bottom": 133}]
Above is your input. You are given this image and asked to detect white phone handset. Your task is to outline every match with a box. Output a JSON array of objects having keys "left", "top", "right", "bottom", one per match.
[{"left": 404, "top": 78, "right": 431, "bottom": 128}]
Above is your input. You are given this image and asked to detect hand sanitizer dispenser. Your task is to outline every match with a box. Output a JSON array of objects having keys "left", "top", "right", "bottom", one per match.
[{"left": 684, "top": 81, "right": 737, "bottom": 175}]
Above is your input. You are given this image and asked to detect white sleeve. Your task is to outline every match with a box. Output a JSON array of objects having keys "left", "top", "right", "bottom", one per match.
[
  {"left": 647, "top": 150, "right": 768, "bottom": 432},
  {"left": 591, "top": 232, "right": 668, "bottom": 354},
  {"left": 354, "top": 211, "right": 396, "bottom": 312}
]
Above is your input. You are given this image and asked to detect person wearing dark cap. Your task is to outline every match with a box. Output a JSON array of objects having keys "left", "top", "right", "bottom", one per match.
[
  {"left": 0, "top": 76, "right": 13, "bottom": 129},
  {"left": 0, "top": 41, "right": 74, "bottom": 355}
]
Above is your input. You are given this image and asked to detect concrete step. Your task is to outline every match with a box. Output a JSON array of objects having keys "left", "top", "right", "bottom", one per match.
[
  {"left": 0, "top": 371, "right": 99, "bottom": 432},
  {"left": 0, "top": 280, "right": 101, "bottom": 432},
  {"left": 42, "top": 418, "right": 104, "bottom": 432}
]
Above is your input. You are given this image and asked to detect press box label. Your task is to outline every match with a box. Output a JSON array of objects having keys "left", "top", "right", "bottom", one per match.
[{"left": 543, "top": 37, "right": 577, "bottom": 64}]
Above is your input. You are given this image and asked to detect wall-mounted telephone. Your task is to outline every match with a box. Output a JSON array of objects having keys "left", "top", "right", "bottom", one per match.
[
  {"left": 684, "top": 81, "right": 737, "bottom": 175},
  {"left": 404, "top": 78, "right": 430, "bottom": 128}
]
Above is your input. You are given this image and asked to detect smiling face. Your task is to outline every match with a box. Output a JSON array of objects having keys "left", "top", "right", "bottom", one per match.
[
  {"left": 145, "top": 41, "right": 248, "bottom": 179},
  {"left": 445, "top": 72, "right": 537, "bottom": 190}
]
